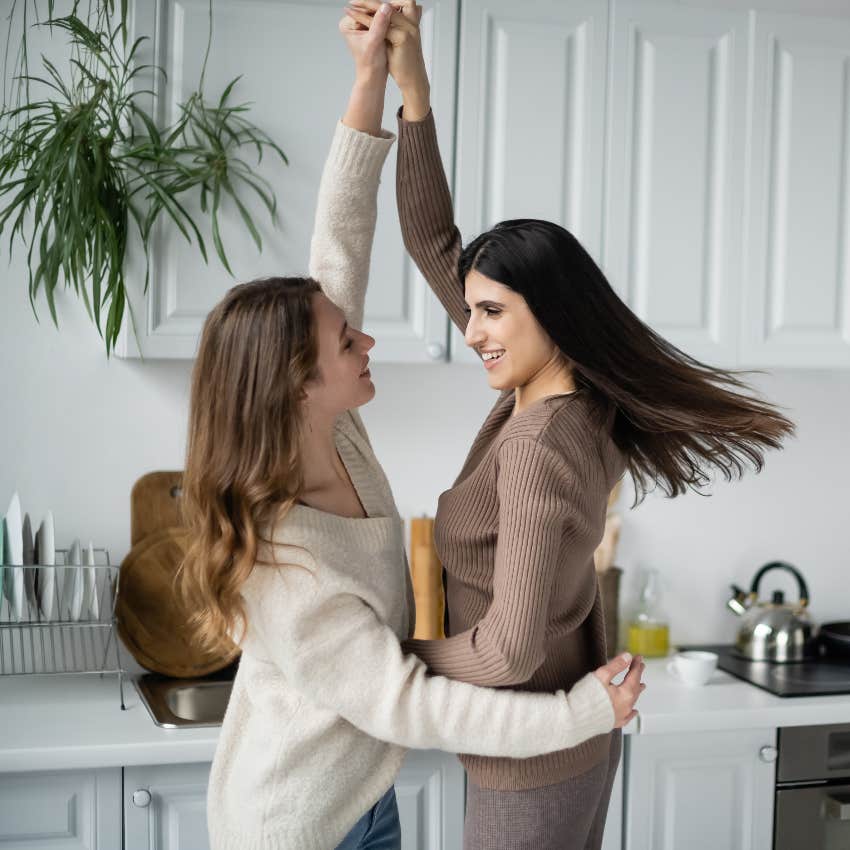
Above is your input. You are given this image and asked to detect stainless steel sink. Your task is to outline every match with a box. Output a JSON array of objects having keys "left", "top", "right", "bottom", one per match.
[{"left": 134, "top": 667, "right": 236, "bottom": 728}]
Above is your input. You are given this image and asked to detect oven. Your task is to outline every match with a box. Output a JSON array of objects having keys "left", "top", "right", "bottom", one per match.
[{"left": 775, "top": 723, "right": 850, "bottom": 849}]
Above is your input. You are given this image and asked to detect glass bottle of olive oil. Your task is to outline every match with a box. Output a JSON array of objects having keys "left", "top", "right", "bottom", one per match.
[{"left": 627, "top": 569, "right": 670, "bottom": 657}]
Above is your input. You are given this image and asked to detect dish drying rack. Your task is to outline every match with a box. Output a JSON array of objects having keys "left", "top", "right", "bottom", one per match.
[{"left": 0, "top": 549, "right": 126, "bottom": 708}]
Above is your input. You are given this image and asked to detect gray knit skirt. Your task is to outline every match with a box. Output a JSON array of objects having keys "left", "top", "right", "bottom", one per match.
[{"left": 463, "top": 730, "right": 622, "bottom": 850}]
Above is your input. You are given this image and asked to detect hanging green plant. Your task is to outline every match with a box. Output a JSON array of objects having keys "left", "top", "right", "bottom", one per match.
[{"left": 0, "top": 0, "right": 287, "bottom": 354}]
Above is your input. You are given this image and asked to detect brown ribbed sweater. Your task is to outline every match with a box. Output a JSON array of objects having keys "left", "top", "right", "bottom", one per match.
[{"left": 397, "top": 108, "right": 626, "bottom": 791}]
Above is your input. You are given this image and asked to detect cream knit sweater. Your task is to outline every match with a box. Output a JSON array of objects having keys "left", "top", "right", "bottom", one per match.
[{"left": 205, "top": 122, "right": 615, "bottom": 850}]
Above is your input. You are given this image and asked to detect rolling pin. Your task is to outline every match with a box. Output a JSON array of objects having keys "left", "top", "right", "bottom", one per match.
[{"left": 409, "top": 516, "right": 445, "bottom": 640}]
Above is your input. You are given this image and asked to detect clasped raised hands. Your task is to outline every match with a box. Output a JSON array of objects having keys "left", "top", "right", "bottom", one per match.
[
  {"left": 339, "top": 0, "right": 394, "bottom": 83},
  {"left": 343, "top": 1, "right": 429, "bottom": 94}
]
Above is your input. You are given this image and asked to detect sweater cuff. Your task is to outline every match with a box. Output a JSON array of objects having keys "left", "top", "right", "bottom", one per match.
[
  {"left": 328, "top": 120, "right": 396, "bottom": 183},
  {"left": 397, "top": 105, "right": 436, "bottom": 131},
  {"left": 567, "top": 672, "right": 617, "bottom": 735}
]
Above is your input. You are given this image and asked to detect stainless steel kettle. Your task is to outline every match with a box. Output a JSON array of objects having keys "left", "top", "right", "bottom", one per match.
[{"left": 726, "top": 561, "right": 815, "bottom": 662}]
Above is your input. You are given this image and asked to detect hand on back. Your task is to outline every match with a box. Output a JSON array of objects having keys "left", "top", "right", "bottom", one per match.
[{"left": 594, "top": 653, "right": 646, "bottom": 729}]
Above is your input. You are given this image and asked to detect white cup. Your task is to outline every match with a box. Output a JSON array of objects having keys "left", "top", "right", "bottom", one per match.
[{"left": 667, "top": 651, "right": 718, "bottom": 687}]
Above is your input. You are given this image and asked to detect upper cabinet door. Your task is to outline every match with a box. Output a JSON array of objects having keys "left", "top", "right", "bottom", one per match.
[
  {"left": 742, "top": 11, "right": 850, "bottom": 368},
  {"left": 451, "top": 0, "right": 609, "bottom": 363},
  {"left": 117, "top": 0, "right": 457, "bottom": 361},
  {"left": 604, "top": 1, "right": 750, "bottom": 369}
]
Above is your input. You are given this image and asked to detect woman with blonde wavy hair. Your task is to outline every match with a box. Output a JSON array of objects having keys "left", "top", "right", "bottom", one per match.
[{"left": 178, "top": 6, "right": 644, "bottom": 850}]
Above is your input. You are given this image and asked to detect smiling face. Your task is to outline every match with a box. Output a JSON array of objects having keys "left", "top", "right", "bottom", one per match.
[
  {"left": 463, "top": 269, "right": 565, "bottom": 391},
  {"left": 304, "top": 292, "right": 375, "bottom": 417}
]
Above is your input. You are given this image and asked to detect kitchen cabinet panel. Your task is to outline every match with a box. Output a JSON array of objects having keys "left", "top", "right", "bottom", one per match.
[
  {"left": 451, "top": 0, "right": 609, "bottom": 362},
  {"left": 0, "top": 768, "right": 121, "bottom": 850},
  {"left": 604, "top": 0, "right": 749, "bottom": 368},
  {"left": 121, "top": 752, "right": 463, "bottom": 850},
  {"left": 118, "top": 0, "right": 457, "bottom": 362},
  {"left": 742, "top": 11, "right": 850, "bottom": 367},
  {"left": 396, "top": 750, "right": 465, "bottom": 850},
  {"left": 625, "top": 728, "right": 776, "bottom": 850},
  {"left": 113, "top": 0, "right": 850, "bottom": 368},
  {"left": 124, "top": 762, "right": 211, "bottom": 850}
]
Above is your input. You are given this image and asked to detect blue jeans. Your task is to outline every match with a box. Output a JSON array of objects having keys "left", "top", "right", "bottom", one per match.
[{"left": 335, "top": 786, "right": 401, "bottom": 850}]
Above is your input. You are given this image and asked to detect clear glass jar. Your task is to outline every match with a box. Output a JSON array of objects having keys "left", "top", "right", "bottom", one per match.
[{"left": 627, "top": 568, "right": 670, "bottom": 657}]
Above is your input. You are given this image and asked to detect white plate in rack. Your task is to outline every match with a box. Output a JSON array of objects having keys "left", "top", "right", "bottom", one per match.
[
  {"left": 83, "top": 540, "right": 99, "bottom": 620},
  {"left": 36, "top": 511, "right": 57, "bottom": 621},
  {"left": 22, "top": 513, "right": 37, "bottom": 621},
  {"left": 62, "top": 538, "right": 84, "bottom": 622},
  {"left": 3, "top": 492, "right": 24, "bottom": 622}
]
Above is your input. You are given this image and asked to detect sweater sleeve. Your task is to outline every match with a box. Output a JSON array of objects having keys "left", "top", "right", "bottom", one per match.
[
  {"left": 403, "top": 439, "right": 582, "bottom": 686},
  {"left": 247, "top": 556, "right": 614, "bottom": 758},
  {"left": 396, "top": 108, "right": 470, "bottom": 333},
  {"left": 309, "top": 121, "right": 395, "bottom": 330}
]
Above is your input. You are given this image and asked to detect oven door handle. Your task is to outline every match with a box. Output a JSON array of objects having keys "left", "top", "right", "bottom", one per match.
[{"left": 824, "top": 794, "right": 850, "bottom": 821}]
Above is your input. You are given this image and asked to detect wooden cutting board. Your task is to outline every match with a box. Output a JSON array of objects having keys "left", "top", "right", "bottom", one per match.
[
  {"left": 130, "top": 471, "right": 185, "bottom": 547},
  {"left": 116, "top": 526, "right": 240, "bottom": 677}
]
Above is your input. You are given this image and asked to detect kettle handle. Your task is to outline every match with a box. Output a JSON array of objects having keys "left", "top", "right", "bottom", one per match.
[{"left": 750, "top": 561, "right": 810, "bottom": 606}]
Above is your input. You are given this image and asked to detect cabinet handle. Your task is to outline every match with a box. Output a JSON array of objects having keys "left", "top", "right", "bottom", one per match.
[
  {"left": 132, "top": 788, "right": 152, "bottom": 808},
  {"left": 758, "top": 745, "right": 778, "bottom": 763},
  {"left": 426, "top": 342, "right": 445, "bottom": 360}
]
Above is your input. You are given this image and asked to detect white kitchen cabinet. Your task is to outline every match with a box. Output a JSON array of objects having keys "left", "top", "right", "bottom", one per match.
[
  {"left": 124, "top": 762, "right": 211, "bottom": 850},
  {"left": 118, "top": 0, "right": 458, "bottom": 362},
  {"left": 451, "top": 0, "right": 609, "bottom": 363},
  {"left": 122, "top": 752, "right": 464, "bottom": 850},
  {"left": 396, "top": 750, "right": 466, "bottom": 850},
  {"left": 448, "top": 0, "right": 850, "bottom": 369},
  {"left": 624, "top": 728, "right": 777, "bottom": 850},
  {"left": 604, "top": 1, "right": 750, "bottom": 368},
  {"left": 0, "top": 768, "right": 121, "bottom": 850},
  {"left": 112, "top": 0, "right": 850, "bottom": 369},
  {"left": 741, "top": 9, "right": 850, "bottom": 368}
]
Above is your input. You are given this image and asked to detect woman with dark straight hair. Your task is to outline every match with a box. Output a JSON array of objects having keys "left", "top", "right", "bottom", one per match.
[
  {"left": 179, "top": 7, "right": 645, "bottom": 850},
  {"left": 456, "top": 218, "right": 791, "bottom": 500},
  {"left": 344, "top": 2, "right": 794, "bottom": 848}
]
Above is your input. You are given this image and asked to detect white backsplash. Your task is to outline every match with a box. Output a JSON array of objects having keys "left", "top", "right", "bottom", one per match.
[{"left": 2, "top": 273, "right": 849, "bottom": 647}]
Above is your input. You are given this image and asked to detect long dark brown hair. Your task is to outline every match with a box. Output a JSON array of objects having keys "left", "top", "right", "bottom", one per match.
[
  {"left": 460, "top": 219, "right": 794, "bottom": 501},
  {"left": 177, "top": 276, "right": 321, "bottom": 653}
]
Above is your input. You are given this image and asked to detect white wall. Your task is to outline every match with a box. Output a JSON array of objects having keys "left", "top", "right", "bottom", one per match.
[{"left": 2, "top": 268, "right": 849, "bottom": 647}]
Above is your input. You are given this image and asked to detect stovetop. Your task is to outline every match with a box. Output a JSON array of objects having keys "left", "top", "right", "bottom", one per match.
[{"left": 684, "top": 644, "right": 850, "bottom": 698}]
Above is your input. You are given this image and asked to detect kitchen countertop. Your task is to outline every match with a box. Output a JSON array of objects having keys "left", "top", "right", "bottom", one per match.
[
  {"left": 0, "top": 673, "right": 220, "bottom": 773},
  {"left": 2, "top": 658, "right": 850, "bottom": 772},
  {"left": 632, "top": 657, "right": 850, "bottom": 734}
]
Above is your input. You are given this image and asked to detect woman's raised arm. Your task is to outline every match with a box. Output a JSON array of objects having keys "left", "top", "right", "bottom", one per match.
[
  {"left": 396, "top": 107, "right": 469, "bottom": 333},
  {"left": 308, "top": 5, "right": 395, "bottom": 330},
  {"left": 348, "top": 0, "right": 470, "bottom": 332}
]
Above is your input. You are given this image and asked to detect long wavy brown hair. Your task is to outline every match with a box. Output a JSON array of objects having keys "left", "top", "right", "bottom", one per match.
[
  {"left": 460, "top": 220, "right": 795, "bottom": 501},
  {"left": 177, "top": 276, "right": 321, "bottom": 654}
]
